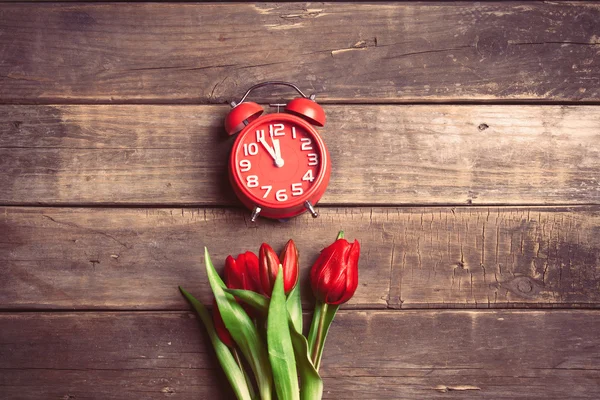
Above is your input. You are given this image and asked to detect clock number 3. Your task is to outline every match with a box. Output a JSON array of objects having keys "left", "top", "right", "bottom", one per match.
[{"left": 307, "top": 153, "right": 318, "bottom": 166}]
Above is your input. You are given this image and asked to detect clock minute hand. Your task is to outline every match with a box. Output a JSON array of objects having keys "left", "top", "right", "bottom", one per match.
[{"left": 272, "top": 139, "right": 284, "bottom": 167}]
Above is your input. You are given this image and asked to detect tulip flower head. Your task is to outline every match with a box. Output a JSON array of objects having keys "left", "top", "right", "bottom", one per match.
[
  {"left": 310, "top": 238, "right": 360, "bottom": 305},
  {"left": 259, "top": 240, "right": 299, "bottom": 296},
  {"left": 224, "top": 251, "right": 262, "bottom": 294},
  {"left": 212, "top": 299, "right": 234, "bottom": 347}
]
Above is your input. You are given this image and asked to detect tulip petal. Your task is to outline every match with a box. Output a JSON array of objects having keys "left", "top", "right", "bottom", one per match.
[
  {"left": 343, "top": 240, "right": 360, "bottom": 304},
  {"left": 179, "top": 287, "right": 253, "bottom": 400},
  {"left": 260, "top": 243, "right": 280, "bottom": 296}
]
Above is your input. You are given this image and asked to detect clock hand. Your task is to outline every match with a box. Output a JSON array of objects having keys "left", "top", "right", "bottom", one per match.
[
  {"left": 257, "top": 137, "right": 280, "bottom": 165},
  {"left": 272, "top": 139, "right": 284, "bottom": 168}
]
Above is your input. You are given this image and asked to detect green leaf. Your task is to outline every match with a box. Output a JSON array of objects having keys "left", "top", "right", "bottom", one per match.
[
  {"left": 267, "top": 266, "right": 300, "bottom": 400},
  {"left": 336, "top": 230, "right": 345, "bottom": 240},
  {"left": 179, "top": 287, "right": 253, "bottom": 400},
  {"left": 204, "top": 248, "right": 273, "bottom": 400},
  {"left": 288, "top": 313, "right": 323, "bottom": 400},
  {"left": 233, "top": 348, "right": 257, "bottom": 400},
  {"left": 224, "top": 288, "right": 269, "bottom": 316},
  {"left": 286, "top": 283, "right": 302, "bottom": 334}
]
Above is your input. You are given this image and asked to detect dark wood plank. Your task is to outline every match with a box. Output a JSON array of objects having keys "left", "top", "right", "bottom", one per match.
[
  {"left": 0, "top": 3, "right": 598, "bottom": 103},
  {"left": 1, "top": 310, "right": 599, "bottom": 399},
  {"left": 2, "top": 206, "right": 600, "bottom": 310},
  {"left": 2, "top": 104, "right": 600, "bottom": 205}
]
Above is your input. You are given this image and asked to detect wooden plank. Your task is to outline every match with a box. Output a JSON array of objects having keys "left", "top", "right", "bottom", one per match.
[
  {"left": 1, "top": 206, "right": 600, "bottom": 310},
  {"left": 1, "top": 310, "right": 599, "bottom": 399},
  {"left": 2, "top": 104, "right": 600, "bottom": 206},
  {"left": 0, "top": 3, "right": 599, "bottom": 103}
]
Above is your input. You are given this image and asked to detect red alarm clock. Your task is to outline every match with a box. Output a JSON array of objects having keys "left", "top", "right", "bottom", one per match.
[{"left": 225, "top": 82, "right": 330, "bottom": 221}]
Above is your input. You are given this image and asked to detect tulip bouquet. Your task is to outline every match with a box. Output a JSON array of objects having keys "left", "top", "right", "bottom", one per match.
[{"left": 179, "top": 231, "right": 360, "bottom": 400}]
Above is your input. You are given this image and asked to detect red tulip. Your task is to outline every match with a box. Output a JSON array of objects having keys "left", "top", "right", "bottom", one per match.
[
  {"left": 259, "top": 240, "right": 298, "bottom": 296},
  {"left": 310, "top": 238, "right": 360, "bottom": 305},
  {"left": 224, "top": 252, "right": 262, "bottom": 294},
  {"left": 212, "top": 299, "right": 234, "bottom": 347},
  {"left": 279, "top": 239, "right": 299, "bottom": 294}
]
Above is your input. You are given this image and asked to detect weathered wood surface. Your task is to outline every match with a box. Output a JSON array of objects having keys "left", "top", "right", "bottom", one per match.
[
  {"left": 2, "top": 206, "right": 599, "bottom": 310},
  {"left": 2, "top": 104, "right": 600, "bottom": 206},
  {"left": 1, "top": 310, "right": 599, "bottom": 399},
  {"left": 0, "top": 3, "right": 599, "bottom": 103}
]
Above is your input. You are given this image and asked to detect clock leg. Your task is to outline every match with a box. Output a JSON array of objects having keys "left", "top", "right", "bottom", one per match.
[
  {"left": 250, "top": 206, "right": 262, "bottom": 222},
  {"left": 304, "top": 201, "right": 319, "bottom": 218}
]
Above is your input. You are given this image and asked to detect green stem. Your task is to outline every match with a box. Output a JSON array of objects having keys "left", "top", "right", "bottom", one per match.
[{"left": 310, "top": 302, "right": 327, "bottom": 367}]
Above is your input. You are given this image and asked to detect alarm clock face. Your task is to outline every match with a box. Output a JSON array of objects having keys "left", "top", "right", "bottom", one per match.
[{"left": 230, "top": 113, "right": 329, "bottom": 218}]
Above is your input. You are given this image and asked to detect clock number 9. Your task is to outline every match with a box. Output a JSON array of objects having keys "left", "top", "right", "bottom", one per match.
[{"left": 239, "top": 160, "right": 251, "bottom": 172}]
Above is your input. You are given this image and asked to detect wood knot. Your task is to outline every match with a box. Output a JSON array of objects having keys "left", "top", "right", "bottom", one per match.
[
  {"left": 478, "top": 123, "right": 489, "bottom": 131},
  {"left": 494, "top": 276, "right": 544, "bottom": 300}
]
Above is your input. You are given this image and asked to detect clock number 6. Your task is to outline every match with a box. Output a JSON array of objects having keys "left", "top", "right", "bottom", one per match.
[{"left": 276, "top": 189, "right": 288, "bottom": 202}]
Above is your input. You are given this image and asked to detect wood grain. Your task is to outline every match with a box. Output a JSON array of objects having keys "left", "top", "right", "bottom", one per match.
[
  {"left": 0, "top": 3, "right": 599, "bottom": 103},
  {"left": 2, "top": 104, "right": 600, "bottom": 206},
  {"left": 1, "top": 310, "right": 599, "bottom": 399},
  {"left": 2, "top": 206, "right": 600, "bottom": 310}
]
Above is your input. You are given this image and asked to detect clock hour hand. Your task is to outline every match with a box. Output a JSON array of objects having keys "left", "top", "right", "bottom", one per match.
[
  {"left": 257, "top": 136, "right": 277, "bottom": 160},
  {"left": 272, "top": 139, "right": 284, "bottom": 167}
]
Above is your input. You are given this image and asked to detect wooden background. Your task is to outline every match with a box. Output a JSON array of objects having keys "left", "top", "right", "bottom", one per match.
[{"left": 1, "top": 2, "right": 600, "bottom": 399}]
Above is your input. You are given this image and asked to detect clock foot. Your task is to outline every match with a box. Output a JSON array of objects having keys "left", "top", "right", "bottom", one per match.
[
  {"left": 250, "top": 206, "right": 262, "bottom": 222},
  {"left": 304, "top": 201, "right": 319, "bottom": 218}
]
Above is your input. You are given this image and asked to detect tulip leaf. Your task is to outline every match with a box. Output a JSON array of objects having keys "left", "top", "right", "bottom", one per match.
[
  {"left": 179, "top": 287, "right": 253, "bottom": 400},
  {"left": 224, "top": 288, "right": 269, "bottom": 316},
  {"left": 267, "top": 266, "right": 300, "bottom": 400},
  {"left": 288, "top": 312, "right": 323, "bottom": 400},
  {"left": 204, "top": 248, "right": 273, "bottom": 400},
  {"left": 286, "top": 283, "right": 302, "bottom": 334}
]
